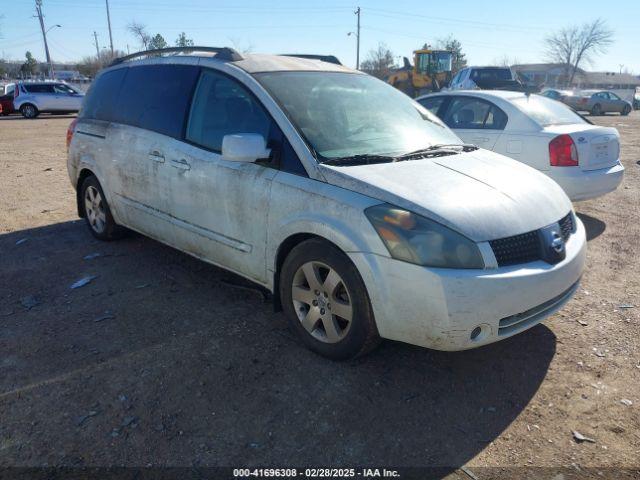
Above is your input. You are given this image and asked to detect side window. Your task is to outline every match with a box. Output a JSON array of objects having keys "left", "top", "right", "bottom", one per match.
[
  {"left": 25, "top": 84, "right": 55, "bottom": 94},
  {"left": 81, "top": 68, "right": 127, "bottom": 121},
  {"left": 443, "top": 97, "right": 507, "bottom": 130},
  {"left": 186, "top": 69, "right": 308, "bottom": 176},
  {"left": 113, "top": 64, "right": 200, "bottom": 138},
  {"left": 417, "top": 96, "right": 445, "bottom": 116},
  {"left": 5, "top": 85, "right": 15, "bottom": 97},
  {"left": 609, "top": 92, "right": 620, "bottom": 100},
  {"left": 450, "top": 71, "right": 461, "bottom": 85},
  {"left": 186, "top": 70, "right": 272, "bottom": 152}
]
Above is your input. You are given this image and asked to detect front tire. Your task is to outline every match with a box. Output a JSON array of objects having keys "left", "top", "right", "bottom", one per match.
[
  {"left": 20, "top": 104, "right": 39, "bottom": 119},
  {"left": 622, "top": 105, "right": 631, "bottom": 116},
  {"left": 279, "top": 239, "right": 379, "bottom": 360},
  {"left": 80, "top": 175, "right": 124, "bottom": 241}
]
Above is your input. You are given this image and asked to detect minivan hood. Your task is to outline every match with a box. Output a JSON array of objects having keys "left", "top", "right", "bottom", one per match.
[{"left": 319, "top": 150, "right": 572, "bottom": 242}]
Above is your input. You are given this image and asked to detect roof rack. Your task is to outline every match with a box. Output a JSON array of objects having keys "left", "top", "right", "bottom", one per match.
[
  {"left": 109, "top": 46, "right": 244, "bottom": 67},
  {"left": 281, "top": 54, "right": 342, "bottom": 65}
]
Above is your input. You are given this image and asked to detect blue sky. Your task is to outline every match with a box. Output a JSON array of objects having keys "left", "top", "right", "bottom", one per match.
[{"left": 1, "top": 0, "right": 638, "bottom": 73}]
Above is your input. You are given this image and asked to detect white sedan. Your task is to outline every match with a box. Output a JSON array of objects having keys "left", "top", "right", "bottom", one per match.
[{"left": 416, "top": 90, "right": 625, "bottom": 201}]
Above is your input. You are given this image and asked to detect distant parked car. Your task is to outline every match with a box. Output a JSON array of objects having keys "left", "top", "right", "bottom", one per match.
[
  {"left": 563, "top": 90, "right": 632, "bottom": 116},
  {"left": 0, "top": 83, "right": 17, "bottom": 115},
  {"left": 13, "top": 81, "right": 84, "bottom": 119},
  {"left": 417, "top": 90, "right": 624, "bottom": 201},
  {"left": 540, "top": 88, "right": 573, "bottom": 102},
  {"left": 448, "top": 66, "right": 522, "bottom": 91}
]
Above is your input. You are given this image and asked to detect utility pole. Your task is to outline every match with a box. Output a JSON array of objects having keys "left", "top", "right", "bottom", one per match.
[
  {"left": 35, "top": 0, "right": 53, "bottom": 78},
  {"left": 93, "top": 31, "right": 100, "bottom": 57},
  {"left": 105, "top": 0, "right": 114, "bottom": 55},
  {"left": 355, "top": 6, "right": 361, "bottom": 70}
]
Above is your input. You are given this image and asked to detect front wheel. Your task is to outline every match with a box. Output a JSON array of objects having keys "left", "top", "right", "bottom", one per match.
[
  {"left": 20, "top": 104, "right": 39, "bottom": 119},
  {"left": 622, "top": 105, "right": 631, "bottom": 116},
  {"left": 80, "top": 175, "right": 125, "bottom": 240},
  {"left": 279, "top": 238, "right": 380, "bottom": 360}
]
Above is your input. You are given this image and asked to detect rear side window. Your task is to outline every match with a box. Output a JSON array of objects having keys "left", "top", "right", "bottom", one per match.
[
  {"left": 81, "top": 68, "right": 127, "bottom": 121},
  {"left": 417, "top": 96, "right": 445, "bottom": 115},
  {"left": 113, "top": 64, "right": 200, "bottom": 138},
  {"left": 24, "top": 84, "right": 55, "bottom": 93},
  {"left": 186, "top": 69, "right": 271, "bottom": 152},
  {"left": 443, "top": 96, "right": 508, "bottom": 130}
]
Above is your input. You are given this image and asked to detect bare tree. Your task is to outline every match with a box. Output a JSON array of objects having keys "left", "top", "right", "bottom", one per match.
[
  {"left": 228, "top": 37, "right": 254, "bottom": 54},
  {"left": 360, "top": 43, "right": 395, "bottom": 79},
  {"left": 127, "top": 21, "right": 150, "bottom": 50},
  {"left": 545, "top": 18, "right": 613, "bottom": 86},
  {"left": 77, "top": 49, "right": 126, "bottom": 77},
  {"left": 492, "top": 54, "right": 520, "bottom": 67}
]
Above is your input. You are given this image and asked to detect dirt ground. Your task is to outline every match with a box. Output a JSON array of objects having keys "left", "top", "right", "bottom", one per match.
[{"left": 0, "top": 112, "right": 639, "bottom": 479}]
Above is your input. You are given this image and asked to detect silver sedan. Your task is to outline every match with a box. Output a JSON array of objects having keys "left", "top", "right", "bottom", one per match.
[{"left": 563, "top": 90, "right": 632, "bottom": 116}]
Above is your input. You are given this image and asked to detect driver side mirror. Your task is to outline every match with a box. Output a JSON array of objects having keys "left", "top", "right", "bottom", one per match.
[{"left": 221, "top": 133, "right": 271, "bottom": 163}]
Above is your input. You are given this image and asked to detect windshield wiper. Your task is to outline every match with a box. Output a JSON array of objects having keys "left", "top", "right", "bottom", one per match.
[
  {"left": 395, "top": 143, "right": 478, "bottom": 161},
  {"left": 320, "top": 154, "right": 395, "bottom": 166}
]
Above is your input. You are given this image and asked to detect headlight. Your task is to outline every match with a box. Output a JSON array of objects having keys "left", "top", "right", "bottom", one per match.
[{"left": 365, "top": 204, "right": 484, "bottom": 269}]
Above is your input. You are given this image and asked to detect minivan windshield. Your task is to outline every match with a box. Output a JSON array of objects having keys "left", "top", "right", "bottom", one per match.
[
  {"left": 255, "top": 72, "right": 461, "bottom": 160},
  {"left": 513, "top": 94, "right": 586, "bottom": 126}
]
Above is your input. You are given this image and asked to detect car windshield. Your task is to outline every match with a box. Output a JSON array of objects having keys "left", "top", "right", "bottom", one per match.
[
  {"left": 513, "top": 94, "right": 586, "bottom": 126},
  {"left": 255, "top": 71, "right": 460, "bottom": 160}
]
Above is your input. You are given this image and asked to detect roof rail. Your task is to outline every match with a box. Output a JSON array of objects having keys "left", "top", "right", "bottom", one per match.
[
  {"left": 281, "top": 54, "right": 342, "bottom": 65},
  {"left": 109, "top": 46, "right": 244, "bottom": 67}
]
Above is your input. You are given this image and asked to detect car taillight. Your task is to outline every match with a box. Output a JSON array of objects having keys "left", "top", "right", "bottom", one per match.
[
  {"left": 580, "top": 97, "right": 588, "bottom": 104},
  {"left": 66, "top": 119, "right": 78, "bottom": 151},
  {"left": 549, "top": 134, "right": 579, "bottom": 167}
]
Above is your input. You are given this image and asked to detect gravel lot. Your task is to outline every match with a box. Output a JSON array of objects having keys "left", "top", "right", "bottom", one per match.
[{"left": 1, "top": 112, "right": 638, "bottom": 478}]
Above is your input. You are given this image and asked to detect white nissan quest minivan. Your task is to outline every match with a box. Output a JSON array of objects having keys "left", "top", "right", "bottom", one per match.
[{"left": 67, "top": 47, "right": 587, "bottom": 359}]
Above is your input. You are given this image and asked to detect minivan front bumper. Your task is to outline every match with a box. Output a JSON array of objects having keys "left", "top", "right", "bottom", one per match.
[{"left": 349, "top": 217, "right": 587, "bottom": 351}]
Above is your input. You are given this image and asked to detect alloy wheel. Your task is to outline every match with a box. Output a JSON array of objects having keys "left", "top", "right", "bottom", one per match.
[
  {"left": 291, "top": 261, "right": 353, "bottom": 343},
  {"left": 23, "top": 105, "right": 36, "bottom": 118},
  {"left": 84, "top": 186, "right": 107, "bottom": 234}
]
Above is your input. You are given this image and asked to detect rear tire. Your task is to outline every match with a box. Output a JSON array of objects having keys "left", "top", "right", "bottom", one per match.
[
  {"left": 622, "top": 105, "right": 631, "bottom": 116},
  {"left": 591, "top": 104, "right": 602, "bottom": 116},
  {"left": 20, "top": 104, "right": 39, "bottom": 119},
  {"left": 279, "top": 238, "right": 380, "bottom": 360},
  {"left": 80, "top": 175, "right": 125, "bottom": 241}
]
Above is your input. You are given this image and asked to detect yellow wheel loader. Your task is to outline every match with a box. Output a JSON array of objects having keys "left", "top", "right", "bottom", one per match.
[{"left": 387, "top": 49, "right": 454, "bottom": 97}]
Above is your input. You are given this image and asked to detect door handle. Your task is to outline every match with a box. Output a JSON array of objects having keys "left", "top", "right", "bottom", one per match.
[
  {"left": 170, "top": 158, "right": 191, "bottom": 171},
  {"left": 148, "top": 150, "right": 165, "bottom": 163}
]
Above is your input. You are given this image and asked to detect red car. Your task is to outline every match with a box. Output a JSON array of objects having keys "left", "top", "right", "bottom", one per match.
[{"left": 0, "top": 83, "right": 17, "bottom": 115}]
